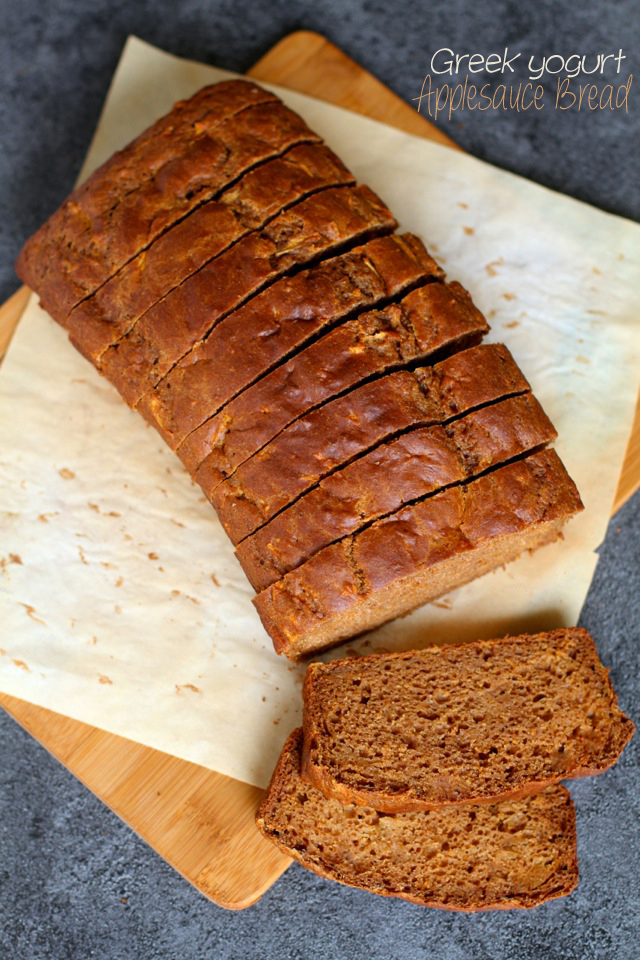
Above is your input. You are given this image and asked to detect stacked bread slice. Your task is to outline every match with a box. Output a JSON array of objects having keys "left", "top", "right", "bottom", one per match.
[
  {"left": 257, "top": 629, "right": 634, "bottom": 910},
  {"left": 17, "top": 79, "right": 583, "bottom": 659}
]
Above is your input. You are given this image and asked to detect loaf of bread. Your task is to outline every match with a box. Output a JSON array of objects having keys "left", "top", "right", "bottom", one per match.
[
  {"left": 301, "top": 629, "right": 634, "bottom": 810},
  {"left": 209, "top": 343, "right": 530, "bottom": 544},
  {"left": 254, "top": 450, "right": 583, "bottom": 659},
  {"left": 99, "top": 184, "right": 396, "bottom": 404},
  {"left": 19, "top": 86, "right": 320, "bottom": 318},
  {"left": 177, "top": 280, "right": 487, "bottom": 479},
  {"left": 256, "top": 729, "right": 579, "bottom": 911},
  {"left": 236, "top": 393, "right": 556, "bottom": 591},
  {"left": 65, "top": 144, "right": 355, "bottom": 362},
  {"left": 16, "top": 79, "right": 584, "bottom": 663},
  {"left": 138, "top": 234, "right": 443, "bottom": 452}
]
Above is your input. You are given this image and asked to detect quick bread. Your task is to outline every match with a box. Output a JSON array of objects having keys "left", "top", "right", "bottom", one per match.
[
  {"left": 179, "top": 280, "right": 488, "bottom": 479},
  {"left": 16, "top": 79, "right": 584, "bottom": 664},
  {"left": 301, "top": 628, "right": 634, "bottom": 810},
  {"left": 98, "top": 184, "right": 396, "bottom": 403},
  {"left": 139, "top": 234, "right": 443, "bottom": 452},
  {"left": 209, "top": 343, "right": 529, "bottom": 544},
  {"left": 236, "top": 393, "right": 555, "bottom": 590},
  {"left": 18, "top": 86, "right": 320, "bottom": 318},
  {"left": 65, "top": 143, "right": 355, "bottom": 362},
  {"left": 253, "top": 450, "right": 583, "bottom": 659},
  {"left": 256, "top": 729, "right": 579, "bottom": 911}
]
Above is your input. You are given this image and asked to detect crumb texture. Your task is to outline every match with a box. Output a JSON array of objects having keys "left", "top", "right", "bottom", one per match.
[
  {"left": 302, "top": 629, "right": 634, "bottom": 810},
  {"left": 257, "top": 730, "right": 579, "bottom": 911}
]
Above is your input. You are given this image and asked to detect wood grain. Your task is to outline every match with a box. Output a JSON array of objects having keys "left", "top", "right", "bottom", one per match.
[
  {"left": 0, "top": 692, "right": 289, "bottom": 909},
  {"left": 1, "top": 30, "right": 638, "bottom": 911}
]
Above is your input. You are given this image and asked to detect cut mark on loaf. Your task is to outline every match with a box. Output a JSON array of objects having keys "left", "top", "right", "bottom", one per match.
[
  {"left": 209, "top": 342, "right": 531, "bottom": 544},
  {"left": 100, "top": 184, "right": 399, "bottom": 406},
  {"left": 17, "top": 81, "right": 281, "bottom": 301},
  {"left": 26, "top": 97, "right": 323, "bottom": 322},
  {"left": 177, "top": 279, "right": 488, "bottom": 479},
  {"left": 300, "top": 629, "right": 634, "bottom": 811},
  {"left": 64, "top": 144, "right": 357, "bottom": 361},
  {"left": 256, "top": 729, "right": 580, "bottom": 911},
  {"left": 253, "top": 449, "right": 584, "bottom": 659},
  {"left": 236, "top": 393, "right": 556, "bottom": 590},
  {"left": 139, "top": 234, "right": 445, "bottom": 452}
]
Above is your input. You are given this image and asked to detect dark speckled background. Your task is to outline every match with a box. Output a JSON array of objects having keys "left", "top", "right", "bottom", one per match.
[{"left": 0, "top": 2, "right": 638, "bottom": 957}]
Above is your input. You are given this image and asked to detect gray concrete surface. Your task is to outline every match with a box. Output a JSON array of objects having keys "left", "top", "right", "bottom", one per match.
[{"left": 0, "top": 1, "right": 638, "bottom": 957}]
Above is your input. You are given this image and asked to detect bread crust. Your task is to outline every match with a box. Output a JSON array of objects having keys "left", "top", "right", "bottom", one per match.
[
  {"left": 209, "top": 342, "right": 530, "bottom": 544},
  {"left": 18, "top": 94, "right": 322, "bottom": 319},
  {"left": 99, "top": 184, "right": 396, "bottom": 406},
  {"left": 253, "top": 450, "right": 583, "bottom": 658},
  {"left": 184, "top": 279, "right": 487, "bottom": 484},
  {"left": 64, "top": 144, "right": 355, "bottom": 362},
  {"left": 138, "top": 234, "right": 443, "bottom": 453},
  {"left": 237, "top": 393, "right": 556, "bottom": 590},
  {"left": 256, "top": 729, "right": 580, "bottom": 911},
  {"left": 16, "top": 81, "right": 277, "bottom": 290}
]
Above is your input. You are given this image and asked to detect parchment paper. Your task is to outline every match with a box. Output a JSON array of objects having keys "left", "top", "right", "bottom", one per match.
[{"left": 1, "top": 37, "right": 638, "bottom": 789}]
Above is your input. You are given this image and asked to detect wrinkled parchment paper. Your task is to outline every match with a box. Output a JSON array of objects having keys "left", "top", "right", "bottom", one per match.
[{"left": 1, "top": 37, "right": 638, "bottom": 788}]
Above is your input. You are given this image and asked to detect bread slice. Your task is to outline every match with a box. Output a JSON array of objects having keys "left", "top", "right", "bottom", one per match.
[
  {"left": 65, "top": 144, "right": 355, "bottom": 361},
  {"left": 256, "top": 729, "right": 579, "bottom": 911},
  {"left": 237, "top": 393, "right": 556, "bottom": 591},
  {"left": 209, "top": 343, "right": 529, "bottom": 544},
  {"left": 19, "top": 90, "right": 319, "bottom": 318},
  {"left": 99, "top": 184, "right": 397, "bottom": 404},
  {"left": 254, "top": 449, "right": 583, "bottom": 659},
  {"left": 302, "top": 629, "right": 634, "bottom": 811},
  {"left": 179, "top": 279, "right": 487, "bottom": 478},
  {"left": 138, "top": 234, "right": 443, "bottom": 451}
]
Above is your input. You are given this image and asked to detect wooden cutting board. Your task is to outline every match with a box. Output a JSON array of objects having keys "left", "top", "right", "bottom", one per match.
[{"left": 1, "top": 29, "right": 638, "bottom": 912}]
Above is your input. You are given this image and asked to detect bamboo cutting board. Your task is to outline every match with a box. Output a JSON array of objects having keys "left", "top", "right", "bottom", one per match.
[{"left": 1, "top": 30, "right": 639, "bottom": 912}]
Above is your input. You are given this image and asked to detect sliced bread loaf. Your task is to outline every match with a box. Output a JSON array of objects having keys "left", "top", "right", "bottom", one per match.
[
  {"left": 99, "top": 184, "right": 397, "bottom": 403},
  {"left": 254, "top": 449, "right": 583, "bottom": 659},
  {"left": 256, "top": 729, "right": 579, "bottom": 911},
  {"left": 208, "top": 343, "right": 529, "bottom": 544},
  {"left": 138, "top": 234, "right": 443, "bottom": 450},
  {"left": 65, "top": 143, "right": 354, "bottom": 359},
  {"left": 236, "top": 393, "right": 556, "bottom": 590},
  {"left": 301, "top": 628, "right": 634, "bottom": 811},
  {"left": 19, "top": 92, "right": 319, "bottom": 318},
  {"left": 178, "top": 280, "right": 487, "bottom": 478},
  {"left": 15, "top": 81, "right": 277, "bottom": 297}
]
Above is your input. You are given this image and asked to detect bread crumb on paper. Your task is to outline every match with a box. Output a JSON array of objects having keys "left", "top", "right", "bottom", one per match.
[
  {"left": 19, "top": 603, "right": 46, "bottom": 626},
  {"left": 484, "top": 257, "right": 504, "bottom": 277}
]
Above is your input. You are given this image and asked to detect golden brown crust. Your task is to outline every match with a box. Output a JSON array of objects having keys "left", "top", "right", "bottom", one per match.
[
  {"left": 300, "top": 629, "right": 634, "bottom": 812},
  {"left": 256, "top": 729, "right": 580, "bottom": 911},
  {"left": 182, "top": 279, "right": 487, "bottom": 482},
  {"left": 138, "top": 234, "right": 443, "bottom": 453},
  {"left": 16, "top": 81, "right": 277, "bottom": 289},
  {"left": 253, "top": 450, "right": 583, "bottom": 659},
  {"left": 64, "top": 144, "right": 355, "bottom": 362},
  {"left": 98, "top": 184, "right": 397, "bottom": 406},
  {"left": 236, "top": 393, "right": 555, "bottom": 591},
  {"left": 210, "top": 343, "right": 530, "bottom": 544},
  {"left": 18, "top": 93, "right": 322, "bottom": 320}
]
